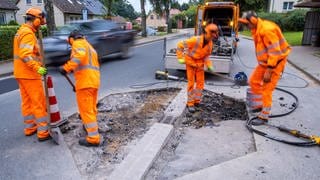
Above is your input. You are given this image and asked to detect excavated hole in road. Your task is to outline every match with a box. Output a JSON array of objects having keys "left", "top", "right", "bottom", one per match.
[
  {"left": 146, "top": 90, "right": 255, "bottom": 180},
  {"left": 60, "top": 88, "right": 179, "bottom": 179}
]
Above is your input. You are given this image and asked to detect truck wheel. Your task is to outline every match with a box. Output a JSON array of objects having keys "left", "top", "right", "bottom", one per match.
[{"left": 120, "top": 43, "right": 132, "bottom": 59}]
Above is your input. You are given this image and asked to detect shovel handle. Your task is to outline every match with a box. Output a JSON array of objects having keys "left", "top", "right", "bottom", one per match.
[{"left": 63, "top": 74, "right": 76, "bottom": 92}]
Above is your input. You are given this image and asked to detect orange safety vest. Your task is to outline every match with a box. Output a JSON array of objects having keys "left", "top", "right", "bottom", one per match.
[
  {"left": 63, "top": 39, "right": 100, "bottom": 90},
  {"left": 252, "top": 18, "right": 291, "bottom": 68},
  {"left": 13, "top": 24, "right": 43, "bottom": 79},
  {"left": 176, "top": 35, "right": 213, "bottom": 68}
]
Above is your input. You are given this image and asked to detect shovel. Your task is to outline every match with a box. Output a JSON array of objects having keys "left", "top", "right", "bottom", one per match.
[{"left": 38, "top": 30, "right": 64, "bottom": 145}]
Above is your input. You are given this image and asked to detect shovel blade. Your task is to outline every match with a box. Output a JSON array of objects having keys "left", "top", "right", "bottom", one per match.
[{"left": 50, "top": 127, "right": 64, "bottom": 145}]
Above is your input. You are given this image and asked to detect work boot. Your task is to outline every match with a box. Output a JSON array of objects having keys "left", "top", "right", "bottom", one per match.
[
  {"left": 38, "top": 135, "right": 51, "bottom": 142},
  {"left": 251, "top": 117, "right": 268, "bottom": 126},
  {"left": 25, "top": 130, "right": 37, "bottom": 136},
  {"left": 78, "top": 137, "right": 104, "bottom": 147},
  {"left": 187, "top": 106, "right": 196, "bottom": 113}
]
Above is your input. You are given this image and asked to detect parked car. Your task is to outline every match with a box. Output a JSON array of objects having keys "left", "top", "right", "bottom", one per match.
[
  {"left": 138, "top": 26, "right": 157, "bottom": 36},
  {"left": 43, "top": 19, "right": 136, "bottom": 66}
]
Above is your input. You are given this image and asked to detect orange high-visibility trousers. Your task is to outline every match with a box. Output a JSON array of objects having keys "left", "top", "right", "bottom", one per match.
[
  {"left": 186, "top": 65, "right": 205, "bottom": 107},
  {"left": 16, "top": 79, "right": 49, "bottom": 138},
  {"left": 76, "top": 88, "right": 101, "bottom": 144},
  {"left": 249, "top": 59, "right": 287, "bottom": 119}
]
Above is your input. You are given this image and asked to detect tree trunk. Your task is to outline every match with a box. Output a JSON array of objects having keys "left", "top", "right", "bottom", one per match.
[
  {"left": 43, "top": 0, "right": 56, "bottom": 36},
  {"left": 165, "top": 7, "right": 172, "bottom": 33},
  {"left": 140, "top": 0, "right": 147, "bottom": 37}
]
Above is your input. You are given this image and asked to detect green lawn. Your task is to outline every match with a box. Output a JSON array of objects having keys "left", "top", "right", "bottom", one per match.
[{"left": 240, "top": 30, "right": 303, "bottom": 46}]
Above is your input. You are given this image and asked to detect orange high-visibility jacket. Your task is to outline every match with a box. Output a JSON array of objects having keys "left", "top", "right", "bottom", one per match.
[
  {"left": 13, "top": 24, "right": 43, "bottom": 79},
  {"left": 176, "top": 35, "right": 213, "bottom": 68},
  {"left": 63, "top": 39, "right": 100, "bottom": 90},
  {"left": 252, "top": 18, "right": 291, "bottom": 68}
]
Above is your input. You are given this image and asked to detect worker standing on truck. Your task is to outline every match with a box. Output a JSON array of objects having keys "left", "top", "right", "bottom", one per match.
[
  {"left": 59, "top": 30, "right": 103, "bottom": 147},
  {"left": 176, "top": 22, "right": 219, "bottom": 113},
  {"left": 238, "top": 11, "right": 291, "bottom": 125},
  {"left": 13, "top": 7, "right": 50, "bottom": 141}
]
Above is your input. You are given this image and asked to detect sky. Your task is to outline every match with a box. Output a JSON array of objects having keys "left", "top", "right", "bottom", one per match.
[{"left": 127, "top": 0, "right": 190, "bottom": 13}]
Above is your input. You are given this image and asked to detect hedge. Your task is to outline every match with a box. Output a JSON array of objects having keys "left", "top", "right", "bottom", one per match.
[
  {"left": 0, "top": 25, "right": 47, "bottom": 61},
  {"left": 258, "top": 9, "right": 308, "bottom": 32}
]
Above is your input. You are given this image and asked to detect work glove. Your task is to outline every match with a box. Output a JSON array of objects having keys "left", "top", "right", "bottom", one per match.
[
  {"left": 178, "top": 58, "right": 185, "bottom": 64},
  {"left": 58, "top": 66, "right": 67, "bottom": 75},
  {"left": 263, "top": 68, "right": 272, "bottom": 83},
  {"left": 37, "top": 67, "right": 47, "bottom": 76},
  {"left": 207, "top": 66, "right": 214, "bottom": 72}
]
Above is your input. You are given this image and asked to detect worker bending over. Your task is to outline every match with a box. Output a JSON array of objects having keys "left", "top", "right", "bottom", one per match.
[
  {"left": 59, "top": 30, "right": 103, "bottom": 146},
  {"left": 176, "top": 22, "right": 219, "bottom": 113},
  {"left": 239, "top": 11, "right": 291, "bottom": 125},
  {"left": 13, "top": 7, "right": 50, "bottom": 141}
]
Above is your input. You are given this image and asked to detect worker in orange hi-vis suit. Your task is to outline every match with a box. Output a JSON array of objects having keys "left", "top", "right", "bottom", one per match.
[
  {"left": 13, "top": 7, "right": 50, "bottom": 141},
  {"left": 238, "top": 11, "right": 291, "bottom": 126},
  {"left": 59, "top": 30, "right": 102, "bottom": 147},
  {"left": 176, "top": 22, "right": 219, "bottom": 113}
]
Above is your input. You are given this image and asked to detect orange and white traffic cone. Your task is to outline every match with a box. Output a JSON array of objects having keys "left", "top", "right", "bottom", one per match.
[{"left": 47, "top": 75, "right": 67, "bottom": 127}]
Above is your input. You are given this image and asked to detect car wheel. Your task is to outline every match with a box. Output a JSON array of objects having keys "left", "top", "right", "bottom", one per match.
[{"left": 120, "top": 43, "right": 132, "bottom": 59}]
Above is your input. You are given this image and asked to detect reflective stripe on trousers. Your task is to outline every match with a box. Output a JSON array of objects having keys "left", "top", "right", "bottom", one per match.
[
  {"left": 76, "top": 88, "right": 101, "bottom": 144},
  {"left": 246, "top": 88, "right": 262, "bottom": 110},
  {"left": 186, "top": 65, "right": 205, "bottom": 107}
]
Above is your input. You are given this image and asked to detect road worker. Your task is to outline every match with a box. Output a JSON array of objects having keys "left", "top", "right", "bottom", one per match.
[
  {"left": 13, "top": 7, "right": 50, "bottom": 141},
  {"left": 59, "top": 30, "right": 103, "bottom": 147},
  {"left": 176, "top": 22, "right": 219, "bottom": 113},
  {"left": 238, "top": 11, "right": 291, "bottom": 125}
]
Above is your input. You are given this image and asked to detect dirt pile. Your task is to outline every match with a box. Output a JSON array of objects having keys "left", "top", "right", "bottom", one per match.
[{"left": 182, "top": 90, "right": 248, "bottom": 128}]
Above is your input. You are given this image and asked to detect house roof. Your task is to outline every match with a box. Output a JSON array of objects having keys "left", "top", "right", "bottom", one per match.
[
  {"left": 294, "top": 0, "right": 320, "bottom": 8},
  {"left": 51, "top": 0, "right": 106, "bottom": 15},
  {"left": 0, "top": 0, "right": 19, "bottom": 10},
  {"left": 84, "top": 0, "right": 107, "bottom": 15}
]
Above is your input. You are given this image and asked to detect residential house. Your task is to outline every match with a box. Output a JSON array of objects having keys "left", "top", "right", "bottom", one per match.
[
  {"left": 15, "top": 0, "right": 107, "bottom": 26},
  {"left": 267, "top": 0, "right": 300, "bottom": 13},
  {"left": 0, "top": 0, "right": 19, "bottom": 24},
  {"left": 146, "top": 8, "right": 181, "bottom": 29}
]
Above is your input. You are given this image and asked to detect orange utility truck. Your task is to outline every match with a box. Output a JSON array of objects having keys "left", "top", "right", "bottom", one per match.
[{"left": 165, "top": 1, "right": 240, "bottom": 73}]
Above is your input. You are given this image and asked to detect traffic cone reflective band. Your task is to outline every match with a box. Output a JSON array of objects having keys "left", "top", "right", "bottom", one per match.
[{"left": 46, "top": 75, "right": 67, "bottom": 127}]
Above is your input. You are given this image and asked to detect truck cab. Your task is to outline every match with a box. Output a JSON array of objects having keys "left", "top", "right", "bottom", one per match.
[{"left": 164, "top": 1, "right": 240, "bottom": 74}]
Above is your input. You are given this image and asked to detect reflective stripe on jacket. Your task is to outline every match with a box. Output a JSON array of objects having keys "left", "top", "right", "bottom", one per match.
[
  {"left": 252, "top": 18, "right": 291, "bottom": 67},
  {"left": 63, "top": 39, "right": 100, "bottom": 90},
  {"left": 176, "top": 35, "right": 213, "bottom": 68},
  {"left": 13, "top": 24, "right": 43, "bottom": 79}
]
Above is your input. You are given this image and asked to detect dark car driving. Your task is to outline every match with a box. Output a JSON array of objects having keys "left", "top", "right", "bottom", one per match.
[{"left": 43, "top": 19, "right": 136, "bottom": 66}]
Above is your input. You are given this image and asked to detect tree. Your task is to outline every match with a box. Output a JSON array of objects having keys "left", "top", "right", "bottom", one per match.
[
  {"left": 181, "top": 3, "right": 190, "bottom": 11},
  {"left": 140, "top": 0, "right": 147, "bottom": 37},
  {"left": 234, "top": 0, "right": 268, "bottom": 12},
  {"left": 112, "top": 0, "right": 138, "bottom": 20},
  {"left": 149, "top": 0, "right": 172, "bottom": 33},
  {"left": 43, "top": 0, "right": 56, "bottom": 35},
  {"left": 101, "top": 0, "right": 119, "bottom": 18}
]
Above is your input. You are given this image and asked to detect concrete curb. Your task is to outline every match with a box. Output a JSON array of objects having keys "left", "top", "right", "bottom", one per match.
[
  {"left": 108, "top": 123, "right": 174, "bottom": 180},
  {"left": 287, "top": 60, "right": 320, "bottom": 85}
]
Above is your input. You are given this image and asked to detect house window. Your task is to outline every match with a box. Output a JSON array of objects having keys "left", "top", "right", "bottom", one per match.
[
  {"left": 283, "top": 1, "right": 294, "bottom": 11},
  {"left": 37, "top": 0, "right": 42, "bottom": 3},
  {"left": 150, "top": 15, "right": 154, "bottom": 20},
  {"left": 0, "top": 13, "right": 6, "bottom": 25},
  {"left": 26, "top": 0, "right": 31, "bottom": 4}
]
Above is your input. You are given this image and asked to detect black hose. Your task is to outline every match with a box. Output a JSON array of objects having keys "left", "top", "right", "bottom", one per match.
[{"left": 246, "top": 117, "right": 317, "bottom": 146}]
